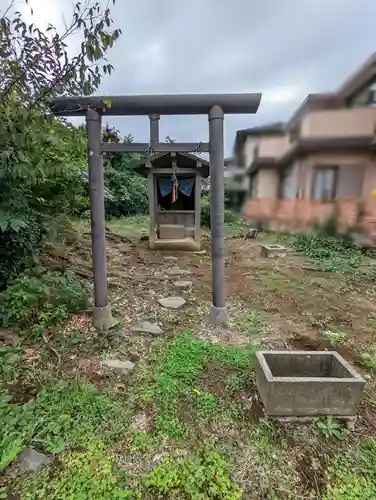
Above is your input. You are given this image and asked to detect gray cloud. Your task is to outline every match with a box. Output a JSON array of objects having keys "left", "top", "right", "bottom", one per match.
[
  {"left": 101, "top": 0, "right": 376, "bottom": 153},
  {"left": 4, "top": 0, "right": 376, "bottom": 153}
]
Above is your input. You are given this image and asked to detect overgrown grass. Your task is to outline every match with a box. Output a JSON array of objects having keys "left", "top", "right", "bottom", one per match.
[
  {"left": 323, "top": 439, "right": 376, "bottom": 499},
  {"left": 0, "top": 344, "right": 22, "bottom": 384},
  {"left": 107, "top": 215, "right": 149, "bottom": 237},
  {"left": 0, "top": 269, "right": 88, "bottom": 338},
  {"left": 2, "top": 329, "right": 376, "bottom": 499},
  {"left": 239, "top": 419, "right": 302, "bottom": 498},
  {"left": 293, "top": 233, "right": 364, "bottom": 273},
  {"left": 20, "top": 441, "right": 135, "bottom": 500},
  {"left": 142, "top": 444, "right": 243, "bottom": 499},
  {"left": 139, "top": 332, "right": 256, "bottom": 438},
  {"left": 264, "top": 230, "right": 376, "bottom": 282},
  {"left": 357, "top": 344, "right": 376, "bottom": 371},
  {"left": 319, "top": 328, "right": 348, "bottom": 346},
  {"left": 19, "top": 441, "right": 243, "bottom": 500},
  {"left": 0, "top": 381, "right": 128, "bottom": 470}
]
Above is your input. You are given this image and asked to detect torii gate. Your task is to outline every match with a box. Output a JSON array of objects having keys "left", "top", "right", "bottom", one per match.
[{"left": 48, "top": 93, "right": 262, "bottom": 329}]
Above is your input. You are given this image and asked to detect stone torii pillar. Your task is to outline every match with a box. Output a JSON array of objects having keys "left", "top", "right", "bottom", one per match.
[
  {"left": 208, "top": 105, "right": 227, "bottom": 324},
  {"left": 86, "top": 108, "right": 117, "bottom": 329},
  {"left": 48, "top": 93, "right": 262, "bottom": 329}
]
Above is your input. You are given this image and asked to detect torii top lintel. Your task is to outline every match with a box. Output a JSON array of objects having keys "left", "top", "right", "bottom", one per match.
[{"left": 48, "top": 93, "right": 262, "bottom": 116}]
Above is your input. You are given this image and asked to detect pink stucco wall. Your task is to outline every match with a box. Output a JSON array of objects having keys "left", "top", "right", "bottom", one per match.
[
  {"left": 243, "top": 198, "right": 376, "bottom": 238},
  {"left": 244, "top": 152, "right": 376, "bottom": 239}
]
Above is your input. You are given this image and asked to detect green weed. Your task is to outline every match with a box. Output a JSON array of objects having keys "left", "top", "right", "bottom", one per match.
[
  {"left": 323, "top": 438, "right": 376, "bottom": 499},
  {"left": 142, "top": 444, "right": 243, "bottom": 499},
  {"left": 315, "top": 416, "right": 346, "bottom": 440},
  {"left": 147, "top": 333, "right": 255, "bottom": 437},
  {"left": 0, "top": 381, "right": 128, "bottom": 470},
  {"left": 236, "top": 309, "right": 263, "bottom": 336},
  {"left": 194, "top": 389, "right": 218, "bottom": 417},
  {"left": 293, "top": 233, "right": 363, "bottom": 273},
  {"left": 21, "top": 440, "right": 137, "bottom": 500},
  {"left": 240, "top": 419, "right": 301, "bottom": 499},
  {"left": 0, "top": 270, "right": 88, "bottom": 337},
  {"left": 107, "top": 215, "right": 148, "bottom": 237},
  {"left": 249, "top": 419, "right": 277, "bottom": 457},
  {"left": 0, "top": 345, "right": 21, "bottom": 384},
  {"left": 356, "top": 346, "right": 376, "bottom": 371},
  {"left": 224, "top": 374, "right": 244, "bottom": 393},
  {"left": 129, "top": 430, "right": 157, "bottom": 454},
  {"left": 320, "top": 328, "right": 347, "bottom": 346}
]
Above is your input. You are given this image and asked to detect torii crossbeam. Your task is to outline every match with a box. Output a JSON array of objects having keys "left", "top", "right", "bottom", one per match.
[{"left": 48, "top": 93, "right": 262, "bottom": 329}]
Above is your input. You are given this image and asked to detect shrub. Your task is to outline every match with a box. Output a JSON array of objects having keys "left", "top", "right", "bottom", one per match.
[
  {"left": 0, "top": 270, "right": 88, "bottom": 337},
  {"left": 201, "top": 195, "right": 211, "bottom": 228},
  {"left": 201, "top": 194, "right": 240, "bottom": 229},
  {"left": 313, "top": 212, "right": 339, "bottom": 238},
  {"left": 105, "top": 169, "right": 149, "bottom": 218},
  {"left": 0, "top": 214, "right": 45, "bottom": 290},
  {"left": 0, "top": 1, "right": 121, "bottom": 287}
]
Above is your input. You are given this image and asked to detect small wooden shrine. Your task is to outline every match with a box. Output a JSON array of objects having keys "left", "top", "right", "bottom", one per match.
[{"left": 136, "top": 152, "right": 210, "bottom": 251}]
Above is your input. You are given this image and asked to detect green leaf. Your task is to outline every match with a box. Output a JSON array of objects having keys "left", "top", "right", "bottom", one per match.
[
  {"left": 9, "top": 218, "right": 27, "bottom": 232},
  {"left": 0, "top": 436, "right": 24, "bottom": 470}
]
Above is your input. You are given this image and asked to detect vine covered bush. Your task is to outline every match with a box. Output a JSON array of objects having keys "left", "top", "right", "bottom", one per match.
[{"left": 0, "top": 0, "right": 121, "bottom": 288}]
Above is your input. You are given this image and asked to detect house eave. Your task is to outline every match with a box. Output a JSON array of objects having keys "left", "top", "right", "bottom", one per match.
[
  {"left": 233, "top": 122, "right": 285, "bottom": 159},
  {"left": 248, "top": 135, "right": 374, "bottom": 173}
]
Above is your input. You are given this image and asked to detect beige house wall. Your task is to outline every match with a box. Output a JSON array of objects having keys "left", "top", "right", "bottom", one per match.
[
  {"left": 295, "top": 152, "right": 376, "bottom": 200},
  {"left": 300, "top": 108, "right": 376, "bottom": 138},
  {"left": 257, "top": 168, "right": 279, "bottom": 198}
]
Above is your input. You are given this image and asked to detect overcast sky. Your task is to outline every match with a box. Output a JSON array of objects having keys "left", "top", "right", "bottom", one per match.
[{"left": 6, "top": 0, "right": 376, "bottom": 154}]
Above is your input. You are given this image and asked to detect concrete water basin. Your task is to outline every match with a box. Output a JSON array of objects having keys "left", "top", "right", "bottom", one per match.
[{"left": 255, "top": 350, "right": 365, "bottom": 419}]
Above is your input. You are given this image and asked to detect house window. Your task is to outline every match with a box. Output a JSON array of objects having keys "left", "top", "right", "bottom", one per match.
[
  {"left": 348, "top": 80, "right": 376, "bottom": 108},
  {"left": 311, "top": 166, "right": 338, "bottom": 200},
  {"left": 366, "top": 88, "right": 376, "bottom": 107}
]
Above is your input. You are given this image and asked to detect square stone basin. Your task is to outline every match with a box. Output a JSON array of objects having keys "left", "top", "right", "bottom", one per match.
[
  {"left": 260, "top": 244, "right": 287, "bottom": 257},
  {"left": 255, "top": 350, "right": 365, "bottom": 417},
  {"left": 265, "top": 244, "right": 284, "bottom": 250}
]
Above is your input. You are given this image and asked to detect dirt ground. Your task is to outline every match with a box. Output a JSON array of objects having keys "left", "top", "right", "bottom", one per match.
[
  {"left": 67, "top": 219, "right": 376, "bottom": 428},
  {"left": 2, "top": 217, "right": 376, "bottom": 499},
  {"left": 102, "top": 222, "right": 376, "bottom": 357},
  {"left": 63, "top": 220, "right": 376, "bottom": 423}
]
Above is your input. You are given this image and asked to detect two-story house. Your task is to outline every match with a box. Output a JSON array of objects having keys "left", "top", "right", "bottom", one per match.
[{"left": 236, "top": 53, "right": 376, "bottom": 235}]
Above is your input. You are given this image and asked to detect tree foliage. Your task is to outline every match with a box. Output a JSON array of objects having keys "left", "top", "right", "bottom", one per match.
[
  {"left": 0, "top": 0, "right": 121, "bottom": 288},
  {"left": 0, "top": 0, "right": 121, "bottom": 102},
  {"left": 102, "top": 125, "right": 149, "bottom": 217}
]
